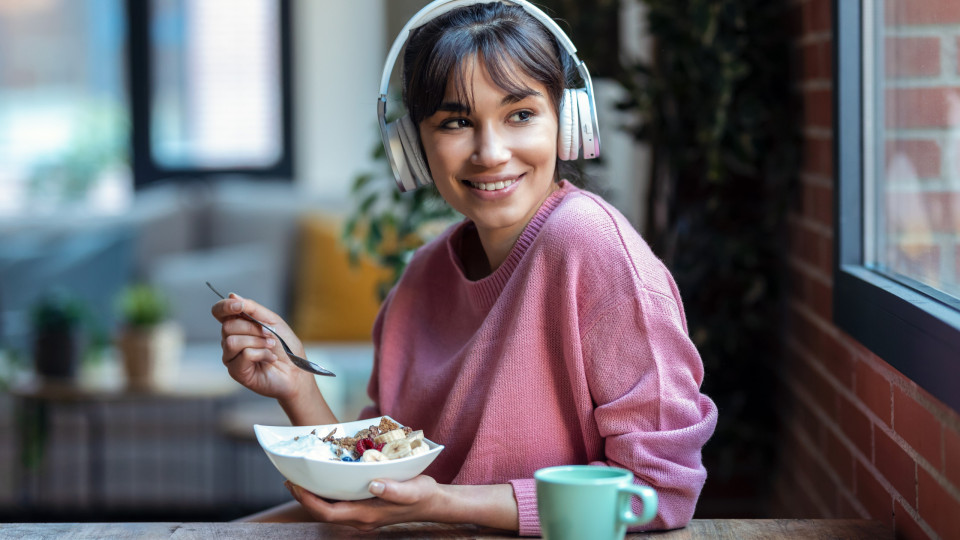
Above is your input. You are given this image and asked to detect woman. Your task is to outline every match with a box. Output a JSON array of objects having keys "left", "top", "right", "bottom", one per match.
[{"left": 211, "top": 1, "right": 717, "bottom": 535}]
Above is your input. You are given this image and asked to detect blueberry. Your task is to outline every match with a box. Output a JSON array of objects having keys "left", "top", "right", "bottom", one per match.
[{"left": 341, "top": 455, "right": 355, "bottom": 462}]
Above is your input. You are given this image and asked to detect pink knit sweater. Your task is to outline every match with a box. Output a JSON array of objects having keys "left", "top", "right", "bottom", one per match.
[{"left": 360, "top": 181, "right": 717, "bottom": 535}]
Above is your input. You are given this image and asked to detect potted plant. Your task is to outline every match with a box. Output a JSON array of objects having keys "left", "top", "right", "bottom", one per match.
[
  {"left": 115, "top": 284, "right": 183, "bottom": 390},
  {"left": 343, "top": 139, "right": 461, "bottom": 300},
  {"left": 30, "top": 292, "right": 88, "bottom": 380}
]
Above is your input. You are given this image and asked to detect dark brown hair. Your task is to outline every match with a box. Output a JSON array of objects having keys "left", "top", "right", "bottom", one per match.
[{"left": 402, "top": 2, "right": 577, "bottom": 128}]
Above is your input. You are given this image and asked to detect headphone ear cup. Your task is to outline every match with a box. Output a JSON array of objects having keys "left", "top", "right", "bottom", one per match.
[
  {"left": 388, "top": 115, "right": 433, "bottom": 191},
  {"left": 385, "top": 117, "right": 415, "bottom": 192},
  {"left": 557, "top": 89, "right": 580, "bottom": 161},
  {"left": 574, "top": 88, "right": 598, "bottom": 159}
]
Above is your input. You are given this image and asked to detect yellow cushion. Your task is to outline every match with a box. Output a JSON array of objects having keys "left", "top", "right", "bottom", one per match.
[{"left": 291, "top": 214, "right": 391, "bottom": 342}]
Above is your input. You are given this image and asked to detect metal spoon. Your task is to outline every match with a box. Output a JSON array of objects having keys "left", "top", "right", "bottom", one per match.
[{"left": 206, "top": 281, "right": 335, "bottom": 377}]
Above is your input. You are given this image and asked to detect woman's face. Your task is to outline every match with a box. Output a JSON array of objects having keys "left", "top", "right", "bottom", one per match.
[{"left": 419, "top": 57, "right": 559, "bottom": 242}]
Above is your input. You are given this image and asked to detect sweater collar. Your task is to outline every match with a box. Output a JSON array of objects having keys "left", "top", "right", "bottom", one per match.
[{"left": 446, "top": 180, "right": 576, "bottom": 308}]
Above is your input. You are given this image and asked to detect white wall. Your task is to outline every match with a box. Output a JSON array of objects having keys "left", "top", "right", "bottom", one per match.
[
  {"left": 587, "top": 78, "right": 650, "bottom": 230},
  {"left": 604, "top": 0, "right": 653, "bottom": 233},
  {"left": 292, "top": 0, "right": 387, "bottom": 202},
  {"left": 562, "top": 0, "right": 653, "bottom": 232}
]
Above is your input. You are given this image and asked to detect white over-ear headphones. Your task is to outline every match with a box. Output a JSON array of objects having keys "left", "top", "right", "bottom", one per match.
[{"left": 377, "top": 0, "right": 601, "bottom": 192}]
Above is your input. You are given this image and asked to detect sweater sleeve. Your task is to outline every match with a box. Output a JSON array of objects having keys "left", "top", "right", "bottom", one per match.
[
  {"left": 585, "top": 290, "right": 717, "bottom": 531},
  {"left": 509, "top": 289, "right": 717, "bottom": 536}
]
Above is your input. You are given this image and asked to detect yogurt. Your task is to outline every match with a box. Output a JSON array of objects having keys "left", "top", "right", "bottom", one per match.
[{"left": 268, "top": 433, "right": 340, "bottom": 461}]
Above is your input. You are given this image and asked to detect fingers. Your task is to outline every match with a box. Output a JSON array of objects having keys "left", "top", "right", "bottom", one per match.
[
  {"left": 211, "top": 292, "right": 295, "bottom": 379},
  {"left": 220, "top": 316, "right": 268, "bottom": 340},
  {"left": 368, "top": 476, "right": 435, "bottom": 505},
  {"left": 221, "top": 333, "right": 278, "bottom": 366},
  {"left": 283, "top": 482, "right": 391, "bottom": 531},
  {"left": 369, "top": 479, "right": 411, "bottom": 502},
  {"left": 209, "top": 293, "right": 248, "bottom": 322},
  {"left": 210, "top": 296, "right": 249, "bottom": 323},
  {"left": 210, "top": 292, "right": 284, "bottom": 326},
  {"left": 283, "top": 476, "right": 438, "bottom": 528},
  {"left": 284, "top": 483, "right": 365, "bottom": 527},
  {"left": 210, "top": 297, "right": 237, "bottom": 322}
]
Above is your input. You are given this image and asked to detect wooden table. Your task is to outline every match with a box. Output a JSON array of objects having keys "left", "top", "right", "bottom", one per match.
[{"left": 0, "top": 519, "right": 892, "bottom": 539}]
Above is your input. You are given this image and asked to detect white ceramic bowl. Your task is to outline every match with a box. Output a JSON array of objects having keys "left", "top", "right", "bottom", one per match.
[{"left": 254, "top": 416, "right": 444, "bottom": 501}]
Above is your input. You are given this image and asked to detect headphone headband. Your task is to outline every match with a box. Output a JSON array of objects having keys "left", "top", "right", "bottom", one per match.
[{"left": 378, "top": 0, "right": 580, "bottom": 99}]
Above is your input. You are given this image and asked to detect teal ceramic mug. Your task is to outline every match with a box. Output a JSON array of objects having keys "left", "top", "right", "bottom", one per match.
[{"left": 535, "top": 465, "right": 658, "bottom": 540}]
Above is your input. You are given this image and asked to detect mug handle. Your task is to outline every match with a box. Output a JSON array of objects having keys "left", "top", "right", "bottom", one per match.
[{"left": 618, "top": 484, "right": 658, "bottom": 526}]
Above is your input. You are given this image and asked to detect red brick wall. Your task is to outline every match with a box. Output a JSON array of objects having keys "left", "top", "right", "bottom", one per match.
[{"left": 772, "top": 1, "right": 960, "bottom": 539}]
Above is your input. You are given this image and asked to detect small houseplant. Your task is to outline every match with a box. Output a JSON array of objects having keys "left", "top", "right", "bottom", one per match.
[
  {"left": 115, "top": 284, "right": 183, "bottom": 390},
  {"left": 30, "top": 292, "right": 88, "bottom": 380},
  {"left": 343, "top": 139, "right": 460, "bottom": 300},
  {"left": 21, "top": 292, "right": 90, "bottom": 471}
]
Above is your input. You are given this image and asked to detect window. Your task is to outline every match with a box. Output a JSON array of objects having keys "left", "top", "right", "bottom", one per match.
[
  {"left": 128, "top": 0, "right": 293, "bottom": 186},
  {"left": 835, "top": 1, "right": 960, "bottom": 411},
  {"left": 0, "top": 0, "right": 292, "bottom": 216},
  {"left": 0, "top": 0, "right": 130, "bottom": 215}
]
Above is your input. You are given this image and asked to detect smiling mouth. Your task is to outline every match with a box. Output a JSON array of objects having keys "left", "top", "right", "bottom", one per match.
[{"left": 463, "top": 178, "right": 518, "bottom": 191}]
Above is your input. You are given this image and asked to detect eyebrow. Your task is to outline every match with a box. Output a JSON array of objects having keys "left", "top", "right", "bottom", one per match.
[{"left": 436, "top": 89, "right": 543, "bottom": 114}]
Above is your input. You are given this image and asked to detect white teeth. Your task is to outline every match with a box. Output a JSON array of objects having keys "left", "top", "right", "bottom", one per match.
[{"left": 469, "top": 179, "right": 515, "bottom": 191}]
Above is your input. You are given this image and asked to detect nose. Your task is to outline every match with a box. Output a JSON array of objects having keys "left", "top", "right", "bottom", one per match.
[{"left": 470, "top": 124, "right": 511, "bottom": 167}]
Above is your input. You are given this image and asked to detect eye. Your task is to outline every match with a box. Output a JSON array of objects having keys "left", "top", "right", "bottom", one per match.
[
  {"left": 510, "top": 110, "right": 534, "bottom": 123},
  {"left": 439, "top": 117, "right": 471, "bottom": 130}
]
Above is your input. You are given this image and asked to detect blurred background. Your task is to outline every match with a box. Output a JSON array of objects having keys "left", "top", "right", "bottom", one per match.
[
  {"left": 1, "top": 1, "right": 959, "bottom": 538},
  {"left": 0, "top": 0, "right": 652, "bottom": 522}
]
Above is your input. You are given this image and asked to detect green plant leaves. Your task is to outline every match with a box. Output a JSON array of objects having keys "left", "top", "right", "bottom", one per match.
[
  {"left": 116, "top": 284, "right": 170, "bottom": 327},
  {"left": 343, "top": 137, "right": 460, "bottom": 300},
  {"left": 30, "top": 292, "right": 87, "bottom": 331},
  {"left": 16, "top": 401, "right": 50, "bottom": 471}
]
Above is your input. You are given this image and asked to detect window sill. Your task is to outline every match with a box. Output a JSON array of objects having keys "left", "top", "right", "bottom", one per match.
[{"left": 833, "top": 265, "right": 960, "bottom": 411}]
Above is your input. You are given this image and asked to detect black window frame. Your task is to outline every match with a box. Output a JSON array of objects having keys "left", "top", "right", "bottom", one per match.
[
  {"left": 833, "top": 0, "right": 960, "bottom": 412},
  {"left": 125, "top": 0, "right": 294, "bottom": 188}
]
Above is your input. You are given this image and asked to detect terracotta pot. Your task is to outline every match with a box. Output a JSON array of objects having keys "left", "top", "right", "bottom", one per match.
[{"left": 116, "top": 321, "right": 184, "bottom": 390}]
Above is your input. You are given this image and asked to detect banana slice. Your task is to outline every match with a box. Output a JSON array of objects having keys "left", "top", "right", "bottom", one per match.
[
  {"left": 405, "top": 430, "right": 424, "bottom": 442},
  {"left": 409, "top": 438, "right": 429, "bottom": 456},
  {"left": 382, "top": 439, "right": 412, "bottom": 460},
  {"left": 374, "top": 429, "right": 405, "bottom": 444},
  {"left": 360, "top": 449, "right": 388, "bottom": 462}
]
